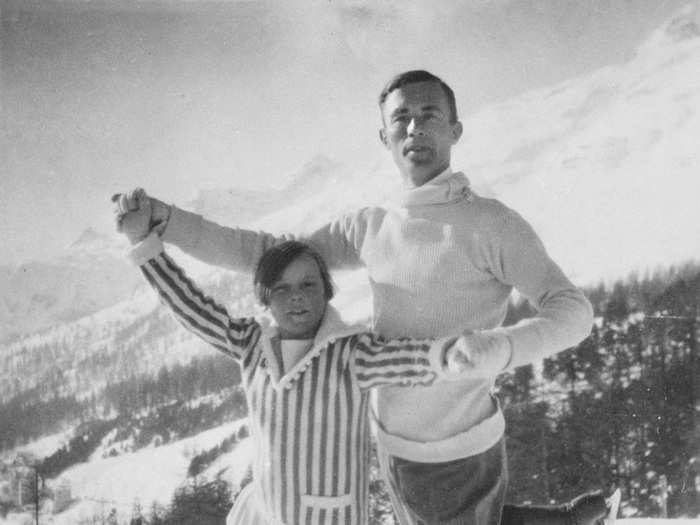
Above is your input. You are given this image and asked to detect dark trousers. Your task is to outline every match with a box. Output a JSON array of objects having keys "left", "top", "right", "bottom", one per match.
[
  {"left": 383, "top": 440, "right": 507, "bottom": 525},
  {"left": 382, "top": 439, "right": 605, "bottom": 525}
]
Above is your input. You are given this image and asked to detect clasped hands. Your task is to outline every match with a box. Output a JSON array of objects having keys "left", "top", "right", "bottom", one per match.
[
  {"left": 111, "top": 188, "right": 512, "bottom": 379},
  {"left": 444, "top": 330, "right": 512, "bottom": 379},
  {"left": 112, "top": 188, "right": 170, "bottom": 244}
]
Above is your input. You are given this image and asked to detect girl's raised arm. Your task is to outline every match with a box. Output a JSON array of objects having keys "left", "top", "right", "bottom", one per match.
[{"left": 132, "top": 233, "right": 260, "bottom": 361}]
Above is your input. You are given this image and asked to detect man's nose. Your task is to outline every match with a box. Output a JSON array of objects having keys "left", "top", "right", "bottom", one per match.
[{"left": 407, "top": 117, "right": 425, "bottom": 136}]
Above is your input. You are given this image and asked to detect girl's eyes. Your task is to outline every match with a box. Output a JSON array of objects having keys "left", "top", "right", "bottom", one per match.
[{"left": 270, "top": 281, "right": 318, "bottom": 294}]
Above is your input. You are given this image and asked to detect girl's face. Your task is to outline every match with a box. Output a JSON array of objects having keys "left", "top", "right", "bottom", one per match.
[{"left": 268, "top": 254, "right": 328, "bottom": 339}]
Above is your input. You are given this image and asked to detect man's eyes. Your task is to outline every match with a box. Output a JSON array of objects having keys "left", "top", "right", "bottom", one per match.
[
  {"left": 392, "top": 115, "right": 410, "bottom": 124},
  {"left": 391, "top": 113, "right": 441, "bottom": 124},
  {"left": 421, "top": 112, "right": 441, "bottom": 121}
]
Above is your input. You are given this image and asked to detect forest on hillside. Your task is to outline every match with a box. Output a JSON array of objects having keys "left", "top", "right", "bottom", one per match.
[
  {"left": 499, "top": 262, "right": 699, "bottom": 518},
  {"left": 1, "top": 262, "right": 698, "bottom": 523}
]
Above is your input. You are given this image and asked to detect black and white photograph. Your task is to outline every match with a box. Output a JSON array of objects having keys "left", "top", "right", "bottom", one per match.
[{"left": 1, "top": 1, "right": 699, "bottom": 524}]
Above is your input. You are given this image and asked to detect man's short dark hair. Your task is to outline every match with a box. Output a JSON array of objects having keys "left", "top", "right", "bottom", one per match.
[
  {"left": 378, "top": 70, "right": 459, "bottom": 124},
  {"left": 254, "top": 241, "right": 335, "bottom": 306}
]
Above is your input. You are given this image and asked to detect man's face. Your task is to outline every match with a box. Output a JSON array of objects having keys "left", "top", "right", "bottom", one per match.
[
  {"left": 267, "top": 254, "right": 328, "bottom": 340},
  {"left": 380, "top": 81, "right": 463, "bottom": 187}
]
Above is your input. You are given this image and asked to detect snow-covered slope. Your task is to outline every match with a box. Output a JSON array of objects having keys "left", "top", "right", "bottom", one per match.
[
  {"left": 0, "top": 267, "right": 262, "bottom": 402},
  {"left": 454, "top": 4, "right": 700, "bottom": 283},
  {"left": 6, "top": 415, "right": 692, "bottom": 524},
  {"left": 1, "top": 420, "right": 251, "bottom": 525},
  {"left": 52, "top": 421, "right": 250, "bottom": 524},
  {"left": 172, "top": 2, "right": 700, "bottom": 285},
  {"left": 0, "top": 229, "right": 141, "bottom": 343}
]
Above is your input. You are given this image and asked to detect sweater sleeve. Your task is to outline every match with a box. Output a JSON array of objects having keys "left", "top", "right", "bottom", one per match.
[
  {"left": 485, "top": 209, "right": 594, "bottom": 369},
  {"left": 130, "top": 234, "right": 261, "bottom": 361},
  {"left": 161, "top": 205, "right": 365, "bottom": 273},
  {"left": 351, "top": 332, "right": 454, "bottom": 390}
]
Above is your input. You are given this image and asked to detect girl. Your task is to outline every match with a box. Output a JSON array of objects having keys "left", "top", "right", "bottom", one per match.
[{"left": 129, "top": 233, "right": 474, "bottom": 525}]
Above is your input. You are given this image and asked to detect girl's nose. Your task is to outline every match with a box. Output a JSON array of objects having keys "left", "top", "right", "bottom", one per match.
[{"left": 289, "top": 290, "right": 304, "bottom": 302}]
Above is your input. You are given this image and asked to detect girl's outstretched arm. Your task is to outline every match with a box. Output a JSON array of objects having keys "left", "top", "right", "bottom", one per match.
[
  {"left": 351, "top": 332, "right": 449, "bottom": 390},
  {"left": 131, "top": 233, "right": 260, "bottom": 361},
  {"left": 352, "top": 329, "right": 512, "bottom": 390}
]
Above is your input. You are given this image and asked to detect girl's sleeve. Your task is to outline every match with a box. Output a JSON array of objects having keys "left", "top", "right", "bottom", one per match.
[
  {"left": 350, "top": 332, "right": 456, "bottom": 391},
  {"left": 130, "top": 233, "right": 260, "bottom": 361}
]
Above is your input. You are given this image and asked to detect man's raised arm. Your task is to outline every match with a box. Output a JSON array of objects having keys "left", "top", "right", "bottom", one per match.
[{"left": 147, "top": 194, "right": 365, "bottom": 274}]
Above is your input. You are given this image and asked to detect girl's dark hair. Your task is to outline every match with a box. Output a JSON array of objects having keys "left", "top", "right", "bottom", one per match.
[{"left": 253, "top": 241, "right": 335, "bottom": 306}]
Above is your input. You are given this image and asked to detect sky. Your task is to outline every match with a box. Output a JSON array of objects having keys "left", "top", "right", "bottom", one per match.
[{"left": 0, "top": 0, "right": 692, "bottom": 265}]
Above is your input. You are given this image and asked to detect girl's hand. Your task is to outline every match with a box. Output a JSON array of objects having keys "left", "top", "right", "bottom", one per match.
[
  {"left": 445, "top": 330, "right": 512, "bottom": 378},
  {"left": 113, "top": 188, "right": 152, "bottom": 245}
]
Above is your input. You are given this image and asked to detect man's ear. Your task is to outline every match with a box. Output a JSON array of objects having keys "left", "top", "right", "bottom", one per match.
[
  {"left": 379, "top": 128, "right": 389, "bottom": 149},
  {"left": 451, "top": 121, "right": 463, "bottom": 144}
]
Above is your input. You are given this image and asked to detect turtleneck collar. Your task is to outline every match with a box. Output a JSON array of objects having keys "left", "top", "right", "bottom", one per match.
[{"left": 397, "top": 167, "right": 473, "bottom": 207}]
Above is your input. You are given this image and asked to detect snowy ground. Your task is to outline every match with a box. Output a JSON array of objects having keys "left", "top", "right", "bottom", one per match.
[
  {"left": 615, "top": 522, "right": 700, "bottom": 524},
  {"left": 3, "top": 430, "right": 74, "bottom": 462},
  {"left": 1, "top": 421, "right": 698, "bottom": 524},
  {"left": 1, "top": 511, "right": 697, "bottom": 524},
  {"left": 1, "top": 420, "right": 251, "bottom": 525}
]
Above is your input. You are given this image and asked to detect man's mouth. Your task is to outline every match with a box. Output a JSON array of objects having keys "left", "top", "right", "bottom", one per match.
[
  {"left": 288, "top": 310, "right": 309, "bottom": 318},
  {"left": 404, "top": 145, "right": 431, "bottom": 155}
]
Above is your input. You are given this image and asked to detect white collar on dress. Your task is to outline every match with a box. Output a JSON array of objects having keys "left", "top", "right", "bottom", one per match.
[{"left": 258, "top": 305, "right": 367, "bottom": 390}]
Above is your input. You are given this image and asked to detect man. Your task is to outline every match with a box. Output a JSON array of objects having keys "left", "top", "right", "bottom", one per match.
[{"left": 117, "top": 71, "right": 614, "bottom": 524}]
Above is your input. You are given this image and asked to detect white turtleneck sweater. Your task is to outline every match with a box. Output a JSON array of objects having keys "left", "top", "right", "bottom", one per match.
[{"left": 161, "top": 168, "right": 593, "bottom": 461}]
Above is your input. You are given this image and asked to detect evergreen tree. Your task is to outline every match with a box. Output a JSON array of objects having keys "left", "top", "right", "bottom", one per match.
[{"left": 165, "top": 478, "right": 232, "bottom": 524}]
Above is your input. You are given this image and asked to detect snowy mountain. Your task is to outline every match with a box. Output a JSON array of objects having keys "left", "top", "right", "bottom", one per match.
[
  {"left": 185, "top": 155, "right": 347, "bottom": 231},
  {"left": 8, "top": 1, "right": 699, "bottom": 345},
  {"left": 0, "top": 268, "right": 263, "bottom": 403},
  {"left": 170, "top": 1, "right": 700, "bottom": 284},
  {"left": 0, "top": 229, "right": 140, "bottom": 343},
  {"left": 453, "top": 4, "right": 700, "bottom": 283},
  {"left": 0, "top": 158, "right": 382, "bottom": 351}
]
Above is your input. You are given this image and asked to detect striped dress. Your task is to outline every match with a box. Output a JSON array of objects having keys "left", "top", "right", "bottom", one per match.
[{"left": 133, "top": 239, "right": 450, "bottom": 525}]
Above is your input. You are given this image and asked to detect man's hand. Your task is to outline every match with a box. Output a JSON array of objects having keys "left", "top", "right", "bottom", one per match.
[
  {"left": 445, "top": 330, "right": 512, "bottom": 379},
  {"left": 113, "top": 188, "right": 152, "bottom": 245},
  {"left": 112, "top": 189, "right": 172, "bottom": 245}
]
